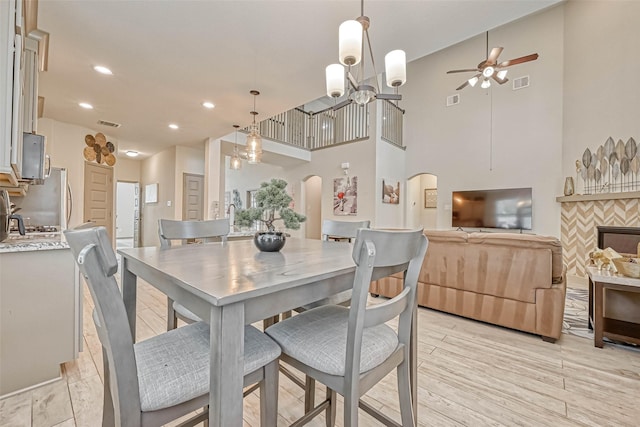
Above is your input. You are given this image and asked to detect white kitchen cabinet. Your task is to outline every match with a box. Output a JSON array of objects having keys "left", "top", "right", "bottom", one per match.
[
  {"left": 0, "top": 0, "right": 26, "bottom": 185},
  {"left": 0, "top": 245, "right": 80, "bottom": 397}
]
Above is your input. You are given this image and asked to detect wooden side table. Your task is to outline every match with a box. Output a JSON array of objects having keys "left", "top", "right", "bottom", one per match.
[{"left": 587, "top": 266, "right": 640, "bottom": 348}]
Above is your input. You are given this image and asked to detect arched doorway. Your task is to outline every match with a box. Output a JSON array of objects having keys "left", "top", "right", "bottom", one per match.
[
  {"left": 303, "top": 175, "right": 322, "bottom": 239},
  {"left": 406, "top": 173, "right": 437, "bottom": 229}
]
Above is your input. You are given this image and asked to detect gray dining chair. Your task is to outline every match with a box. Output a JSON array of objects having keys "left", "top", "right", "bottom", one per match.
[
  {"left": 266, "top": 228, "right": 428, "bottom": 427},
  {"left": 64, "top": 225, "right": 281, "bottom": 427},
  {"left": 281, "top": 219, "right": 371, "bottom": 413},
  {"left": 158, "top": 218, "right": 230, "bottom": 330}
]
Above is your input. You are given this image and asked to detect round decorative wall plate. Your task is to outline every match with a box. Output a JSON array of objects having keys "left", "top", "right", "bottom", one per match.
[{"left": 83, "top": 133, "right": 116, "bottom": 166}]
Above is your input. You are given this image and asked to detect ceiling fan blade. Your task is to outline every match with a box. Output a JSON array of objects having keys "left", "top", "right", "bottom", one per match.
[
  {"left": 498, "top": 53, "right": 539, "bottom": 68},
  {"left": 487, "top": 47, "right": 503, "bottom": 64},
  {"left": 376, "top": 93, "right": 402, "bottom": 101},
  {"left": 456, "top": 80, "right": 470, "bottom": 91},
  {"left": 447, "top": 68, "right": 479, "bottom": 74},
  {"left": 492, "top": 74, "right": 509, "bottom": 85}
]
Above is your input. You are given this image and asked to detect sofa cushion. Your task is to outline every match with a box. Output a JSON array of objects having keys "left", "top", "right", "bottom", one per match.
[
  {"left": 424, "top": 230, "right": 468, "bottom": 243},
  {"left": 462, "top": 243, "right": 552, "bottom": 303},
  {"left": 467, "top": 233, "right": 563, "bottom": 282}
]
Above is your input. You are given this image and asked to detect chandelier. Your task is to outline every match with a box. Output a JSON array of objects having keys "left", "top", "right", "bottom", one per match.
[
  {"left": 325, "top": 0, "right": 406, "bottom": 108},
  {"left": 246, "top": 90, "right": 262, "bottom": 164}
]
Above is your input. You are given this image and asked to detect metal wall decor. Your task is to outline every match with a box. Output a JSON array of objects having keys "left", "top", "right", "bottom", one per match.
[{"left": 577, "top": 137, "right": 638, "bottom": 194}]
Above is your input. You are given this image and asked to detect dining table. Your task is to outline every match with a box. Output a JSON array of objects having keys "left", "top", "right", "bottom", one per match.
[{"left": 118, "top": 237, "right": 417, "bottom": 427}]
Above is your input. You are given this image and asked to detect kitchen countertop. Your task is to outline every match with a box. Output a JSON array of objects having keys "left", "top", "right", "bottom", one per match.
[{"left": 0, "top": 233, "right": 69, "bottom": 253}]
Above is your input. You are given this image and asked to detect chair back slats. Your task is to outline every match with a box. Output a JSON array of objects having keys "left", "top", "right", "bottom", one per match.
[
  {"left": 345, "top": 228, "right": 428, "bottom": 386},
  {"left": 158, "top": 218, "right": 230, "bottom": 247},
  {"left": 321, "top": 219, "right": 370, "bottom": 241},
  {"left": 363, "top": 287, "right": 410, "bottom": 328},
  {"left": 64, "top": 226, "right": 142, "bottom": 423}
]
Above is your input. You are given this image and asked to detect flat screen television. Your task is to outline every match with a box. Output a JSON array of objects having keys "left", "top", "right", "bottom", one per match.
[{"left": 452, "top": 187, "right": 532, "bottom": 230}]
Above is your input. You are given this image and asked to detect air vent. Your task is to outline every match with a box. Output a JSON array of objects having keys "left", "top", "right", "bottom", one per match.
[
  {"left": 446, "top": 94, "right": 460, "bottom": 107},
  {"left": 97, "top": 119, "right": 121, "bottom": 128},
  {"left": 513, "top": 76, "right": 530, "bottom": 90}
]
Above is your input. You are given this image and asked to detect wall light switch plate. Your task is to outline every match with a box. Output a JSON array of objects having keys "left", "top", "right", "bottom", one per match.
[{"left": 167, "top": 200, "right": 172, "bottom": 207}]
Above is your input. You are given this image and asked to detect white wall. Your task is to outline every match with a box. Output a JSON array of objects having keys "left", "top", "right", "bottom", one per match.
[
  {"left": 402, "top": 5, "right": 564, "bottom": 237},
  {"left": 174, "top": 144, "right": 205, "bottom": 218},
  {"left": 284, "top": 138, "right": 378, "bottom": 234},
  {"left": 562, "top": 1, "right": 640, "bottom": 187},
  {"left": 375, "top": 139, "right": 406, "bottom": 229},
  {"left": 141, "top": 148, "right": 175, "bottom": 246},
  {"left": 420, "top": 174, "right": 438, "bottom": 228},
  {"left": 225, "top": 158, "right": 286, "bottom": 212}
]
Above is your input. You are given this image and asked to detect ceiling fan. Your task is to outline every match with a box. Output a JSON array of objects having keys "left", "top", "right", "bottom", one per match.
[{"left": 447, "top": 34, "right": 538, "bottom": 91}]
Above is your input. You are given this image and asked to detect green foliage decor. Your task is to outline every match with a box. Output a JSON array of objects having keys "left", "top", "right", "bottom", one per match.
[{"left": 234, "top": 179, "right": 306, "bottom": 232}]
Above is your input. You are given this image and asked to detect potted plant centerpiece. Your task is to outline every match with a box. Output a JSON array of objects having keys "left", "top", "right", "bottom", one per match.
[{"left": 234, "top": 178, "right": 306, "bottom": 252}]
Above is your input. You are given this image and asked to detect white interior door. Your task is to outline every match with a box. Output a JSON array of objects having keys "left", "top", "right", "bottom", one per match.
[{"left": 116, "top": 181, "right": 136, "bottom": 239}]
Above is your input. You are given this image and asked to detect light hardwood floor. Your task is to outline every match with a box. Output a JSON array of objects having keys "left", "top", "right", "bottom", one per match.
[{"left": 1, "top": 280, "right": 640, "bottom": 427}]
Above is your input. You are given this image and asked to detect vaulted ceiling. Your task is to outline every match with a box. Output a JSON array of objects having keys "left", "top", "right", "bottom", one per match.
[{"left": 37, "top": 0, "right": 560, "bottom": 158}]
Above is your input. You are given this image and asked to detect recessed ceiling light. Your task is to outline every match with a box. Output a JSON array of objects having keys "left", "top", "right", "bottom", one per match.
[
  {"left": 125, "top": 150, "right": 139, "bottom": 157},
  {"left": 169, "top": 123, "right": 179, "bottom": 130},
  {"left": 93, "top": 65, "right": 113, "bottom": 75},
  {"left": 202, "top": 101, "right": 215, "bottom": 109},
  {"left": 79, "top": 102, "right": 93, "bottom": 109}
]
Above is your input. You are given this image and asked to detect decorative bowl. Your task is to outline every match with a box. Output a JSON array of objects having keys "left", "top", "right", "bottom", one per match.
[
  {"left": 254, "top": 231, "right": 286, "bottom": 252},
  {"left": 612, "top": 257, "right": 640, "bottom": 279}
]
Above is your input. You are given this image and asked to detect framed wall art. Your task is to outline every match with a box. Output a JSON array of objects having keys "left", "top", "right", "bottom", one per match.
[
  {"left": 145, "top": 183, "right": 158, "bottom": 204},
  {"left": 424, "top": 188, "right": 437, "bottom": 208},
  {"left": 333, "top": 176, "right": 358, "bottom": 215},
  {"left": 382, "top": 179, "right": 400, "bottom": 204}
]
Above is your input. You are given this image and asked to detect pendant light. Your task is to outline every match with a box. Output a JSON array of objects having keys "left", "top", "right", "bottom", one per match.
[
  {"left": 246, "top": 90, "right": 262, "bottom": 164},
  {"left": 230, "top": 124, "right": 242, "bottom": 170}
]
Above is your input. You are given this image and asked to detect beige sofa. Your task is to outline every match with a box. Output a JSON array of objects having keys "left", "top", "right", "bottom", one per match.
[{"left": 371, "top": 230, "right": 566, "bottom": 342}]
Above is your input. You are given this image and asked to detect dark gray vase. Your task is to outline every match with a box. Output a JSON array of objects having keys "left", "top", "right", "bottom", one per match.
[{"left": 254, "top": 231, "right": 286, "bottom": 252}]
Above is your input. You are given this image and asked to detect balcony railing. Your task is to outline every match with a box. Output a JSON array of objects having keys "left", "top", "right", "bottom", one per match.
[{"left": 250, "top": 99, "right": 403, "bottom": 150}]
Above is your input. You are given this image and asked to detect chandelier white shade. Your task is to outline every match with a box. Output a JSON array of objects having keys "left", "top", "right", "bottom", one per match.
[
  {"left": 481, "top": 79, "right": 491, "bottom": 89},
  {"left": 468, "top": 76, "right": 479, "bottom": 87},
  {"left": 326, "top": 64, "right": 345, "bottom": 98},
  {"left": 384, "top": 50, "right": 407, "bottom": 87},
  {"left": 339, "top": 20, "right": 362, "bottom": 66},
  {"left": 496, "top": 69, "right": 508, "bottom": 80},
  {"left": 327, "top": 0, "right": 405, "bottom": 108}
]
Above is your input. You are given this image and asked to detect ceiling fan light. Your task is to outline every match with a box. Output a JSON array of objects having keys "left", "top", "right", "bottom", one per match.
[
  {"left": 384, "top": 50, "right": 406, "bottom": 87},
  {"left": 339, "top": 20, "right": 362, "bottom": 66},
  {"left": 326, "top": 64, "right": 345, "bottom": 98},
  {"left": 481, "top": 79, "right": 491, "bottom": 89},
  {"left": 468, "top": 76, "right": 479, "bottom": 87},
  {"left": 482, "top": 66, "right": 495, "bottom": 78},
  {"left": 496, "top": 69, "right": 508, "bottom": 80}
]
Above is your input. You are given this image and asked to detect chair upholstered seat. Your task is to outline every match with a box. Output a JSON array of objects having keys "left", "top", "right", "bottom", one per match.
[
  {"left": 136, "top": 322, "right": 281, "bottom": 412},
  {"left": 267, "top": 305, "right": 398, "bottom": 376}
]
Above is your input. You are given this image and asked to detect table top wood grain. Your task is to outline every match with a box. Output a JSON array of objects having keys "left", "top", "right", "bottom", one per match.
[{"left": 118, "top": 238, "right": 356, "bottom": 306}]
